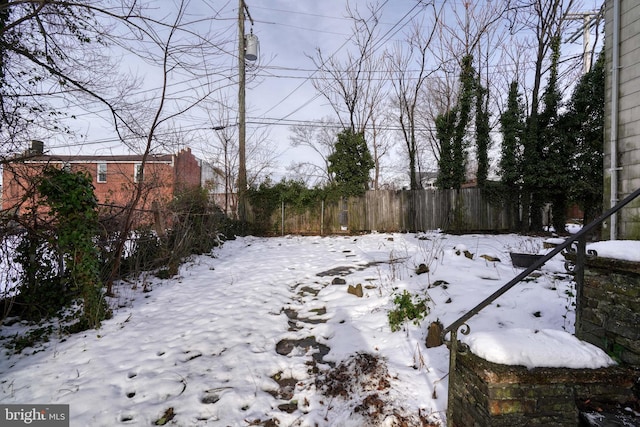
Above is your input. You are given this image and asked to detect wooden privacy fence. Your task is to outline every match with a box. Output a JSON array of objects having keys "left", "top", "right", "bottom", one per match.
[{"left": 246, "top": 188, "right": 516, "bottom": 235}]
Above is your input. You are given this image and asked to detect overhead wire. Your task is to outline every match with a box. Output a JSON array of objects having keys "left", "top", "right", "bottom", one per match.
[
  {"left": 45, "top": 1, "right": 593, "bottom": 152},
  {"left": 256, "top": 0, "right": 428, "bottom": 124},
  {"left": 47, "top": 2, "right": 459, "bottom": 150},
  {"left": 252, "top": 50, "right": 587, "bottom": 81}
]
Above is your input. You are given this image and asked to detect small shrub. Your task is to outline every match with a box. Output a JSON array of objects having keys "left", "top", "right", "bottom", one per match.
[
  {"left": 120, "top": 228, "right": 162, "bottom": 276},
  {"left": 388, "top": 290, "right": 431, "bottom": 332},
  {"left": 12, "top": 230, "right": 70, "bottom": 321},
  {"left": 117, "top": 189, "right": 236, "bottom": 281}
]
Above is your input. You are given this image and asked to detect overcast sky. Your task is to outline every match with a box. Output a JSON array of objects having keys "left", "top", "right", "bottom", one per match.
[
  {"left": 46, "top": 0, "right": 604, "bottom": 184},
  {"left": 48, "top": 1, "right": 429, "bottom": 174}
]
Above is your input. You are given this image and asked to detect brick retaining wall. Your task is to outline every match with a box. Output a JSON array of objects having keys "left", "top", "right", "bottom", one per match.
[
  {"left": 448, "top": 256, "right": 640, "bottom": 426},
  {"left": 449, "top": 346, "right": 636, "bottom": 426},
  {"left": 578, "top": 257, "right": 640, "bottom": 365}
]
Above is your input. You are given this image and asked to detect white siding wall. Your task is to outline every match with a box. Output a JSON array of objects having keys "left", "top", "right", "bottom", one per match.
[{"left": 605, "top": 0, "right": 640, "bottom": 239}]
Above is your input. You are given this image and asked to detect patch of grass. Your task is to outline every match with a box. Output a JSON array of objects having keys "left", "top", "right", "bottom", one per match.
[
  {"left": 7, "top": 325, "right": 53, "bottom": 354},
  {"left": 2, "top": 303, "right": 85, "bottom": 354}
]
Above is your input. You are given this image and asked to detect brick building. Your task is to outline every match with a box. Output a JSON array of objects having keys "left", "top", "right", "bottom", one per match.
[{"left": 2, "top": 144, "right": 202, "bottom": 225}]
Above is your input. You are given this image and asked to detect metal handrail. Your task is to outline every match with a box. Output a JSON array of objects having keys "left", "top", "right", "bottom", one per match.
[{"left": 442, "top": 186, "right": 640, "bottom": 426}]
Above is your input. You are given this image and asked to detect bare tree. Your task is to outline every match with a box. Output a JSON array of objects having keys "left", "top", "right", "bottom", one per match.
[
  {"left": 309, "top": 2, "right": 383, "bottom": 132},
  {"left": 308, "top": 1, "right": 390, "bottom": 189},
  {"left": 368, "top": 105, "right": 394, "bottom": 190},
  {"left": 0, "top": 0, "right": 235, "bottom": 223},
  {"left": 421, "top": 1, "right": 513, "bottom": 186},
  {"left": 287, "top": 117, "right": 339, "bottom": 187},
  {"left": 510, "top": 0, "right": 578, "bottom": 121},
  {"left": 0, "top": 1, "right": 141, "bottom": 162},
  {"left": 246, "top": 125, "right": 278, "bottom": 187},
  {"left": 99, "top": 0, "right": 233, "bottom": 291},
  {"left": 200, "top": 95, "right": 277, "bottom": 214},
  {"left": 0, "top": 0, "right": 235, "bottom": 286},
  {"left": 387, "top": 5, "right": 442, "bottom": 190},
  {"left": 202, "top": 95, "right": 239, "bottom": 216}
]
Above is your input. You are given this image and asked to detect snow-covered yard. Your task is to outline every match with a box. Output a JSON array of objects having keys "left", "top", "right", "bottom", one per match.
[{"left": 0, "top": 232, "right": 619, "bottom": 426}]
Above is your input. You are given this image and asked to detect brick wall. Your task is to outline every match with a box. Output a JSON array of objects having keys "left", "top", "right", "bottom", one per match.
[
  {"left": 80, "top": 161, "right": 174, "bottom": 210},
  {"left": 2, "top": 160, "right": 174, "bottom": 214},
  {"left": 578, "top": 257, "right": 640, "bottom": 365},
  {"left": 449, "top": 346, "right": 636, "bottom": 426},
  {"left": 2, "top": 151, "right": 202, "bottom": 226},
  {"left": 448, "top": 255, "right": 640, "bottom": 426},
  {"left": 173, "top": 147, "right": 201, "bottom": 191}
]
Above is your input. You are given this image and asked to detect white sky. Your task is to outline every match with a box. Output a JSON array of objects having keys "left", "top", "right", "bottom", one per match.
[{"left": 43, "top": 0, "right": 605, "bottom": 184}]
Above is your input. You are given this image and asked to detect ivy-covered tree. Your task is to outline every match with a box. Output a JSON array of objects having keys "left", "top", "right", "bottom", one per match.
[
  {"left": 521, "top": 118, "right": 544, "bottom": 231},
  {"left": 538, "top": 37, "right": 570, "bottom": 233},
  {"left": 436, "top": 55, "right": 476, "bottom": 189},
  {"left": 328, "top": 129, "right": 374, "bottom": 197},
  {"left": 499, "top": 81, "right": 526, "bottom": 228},
  {"left": 435, "top": 108, "right": 457, "bottom": 189},
  {"left": 561, "top": 49, "right": 605, "bottom": 225},
  {"left": 38, "top": 167, "right": 109, "bottom": 330},
  {"left": 475, "top": 80, "right": 491, "bottom": 187},
  {"left": 520, "top": 36, "right": 565, "bottom": 232}
]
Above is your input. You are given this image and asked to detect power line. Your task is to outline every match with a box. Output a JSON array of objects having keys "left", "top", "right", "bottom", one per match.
[
  {"left": 257, "top": 0, "right": 399, "bottom": 120},
  {"left": 41, "top": 1, "right": 599, "bottom": 156},
  {"left": 249, "top": 5, "right": 352, "bottom": 22},
  {"left": 254, "top": 51, "right": 586, "bottom": 81},
  {"left": 47, "top": 107, "right": 510, "bottom": 153},
  {"left": 254, "top": 19, "right": 350, "bottom": 38}
]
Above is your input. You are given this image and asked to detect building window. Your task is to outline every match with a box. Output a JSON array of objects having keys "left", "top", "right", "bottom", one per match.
[
  {"left": 134, "top": 163, "right": 143, "bottom": 183},
  {"left": 97, "top": 163, "right": 107, "bottom": 183}
]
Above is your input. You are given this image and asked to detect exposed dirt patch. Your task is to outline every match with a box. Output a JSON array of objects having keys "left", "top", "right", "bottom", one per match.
[
  {"left": 245, "top": 418, "right": 279, "bottom": 427},
  {"left": 283, "top": 308, "right": 298, "bottom": 320},
  {"left": 317, "top": 260, "right": 404, "bottom": 279},
  {"left": 316, "top": 352, "right": 439, "bottom": 426},
  {"left": 268, "top": 372, "right": 298, "bottom": 400},
  {"left": 309, "top": 307, "right": 326, "bottom": 316},
  {"left": 200, "top": 387, "right": 231, "bottom": 405},
  {"left": 277, "top": 402, "right": 298, "bottom": 413},
  {"left": 296, "top": 316, "right": 327, "bottom": 325},
  {"left": 282, "top": 308, "right": 302, "bottom": 331},
  {"left": 316, "top": 352, "right": 390, "bottom": 398},
  {"left": 282, "top": 307, "right": 328, "bottom": 329}
]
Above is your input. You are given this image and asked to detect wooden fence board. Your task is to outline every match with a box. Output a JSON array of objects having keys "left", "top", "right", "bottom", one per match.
[{"left": 247, "top": 188, "right": 514, "bottom": 235}]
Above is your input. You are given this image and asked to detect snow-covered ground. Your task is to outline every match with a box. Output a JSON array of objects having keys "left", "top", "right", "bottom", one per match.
[{"left": 0, "top": 232, "right": 629, "bottom": 426}]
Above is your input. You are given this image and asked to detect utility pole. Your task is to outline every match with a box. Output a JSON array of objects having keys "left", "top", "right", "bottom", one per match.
[
  {"left": 237, "top": 0, "right": 252, "bottom": 224},
  {"left": 566, "top": 10, "right": 602, "bottom": 74}
]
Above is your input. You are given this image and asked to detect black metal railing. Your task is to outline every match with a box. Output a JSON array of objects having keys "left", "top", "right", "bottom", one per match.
[{"left": 442, "top": 186, "right": 640, "bottom": 426}]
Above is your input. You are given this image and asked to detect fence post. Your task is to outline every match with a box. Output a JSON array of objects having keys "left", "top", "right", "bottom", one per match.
[
  {"left": 321, "top": 199, "right": 324, "bottom": 236},
  {"left": 281, "top": 200, "right": 284, "bottom": 236},
  {"left": 575, "top": 235, "right": 586, "bottom": 333},
  {"left": 446, "top": 328, "right": 458, "bottom": 427}
]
